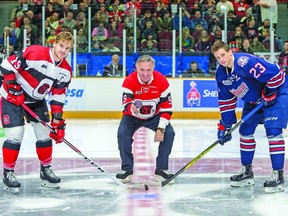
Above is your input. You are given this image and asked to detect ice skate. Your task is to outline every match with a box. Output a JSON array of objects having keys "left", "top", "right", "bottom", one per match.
[
  {"left": 155, "top": 169, "right": 174, "bottom": 184},
  {"left": 264, "top": 170, "right": 285, "bottom": 193},
  {"left": 3, "top": 169, "right": 21, "bottom": 194},
  {"left": 40, "top": 165, "right": 61, "bottom": 189},
  {"left": 230, "top": 165, "right": 254, "bottom": 187},
  {"left": 116, "top": 170, "right": 133, "bottom": 183}
]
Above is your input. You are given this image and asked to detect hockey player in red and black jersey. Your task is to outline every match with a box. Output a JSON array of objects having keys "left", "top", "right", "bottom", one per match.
[
  {"left": 116, "top": 55, "right": 175, "bottom": 184},
  {"left": 0, "top": 31, "right": 74, "bottom": 193}
]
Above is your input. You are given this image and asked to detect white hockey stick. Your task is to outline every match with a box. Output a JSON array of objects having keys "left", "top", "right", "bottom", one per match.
[{"left": 21, "top": 103, "right": 149, "bottom": 191}]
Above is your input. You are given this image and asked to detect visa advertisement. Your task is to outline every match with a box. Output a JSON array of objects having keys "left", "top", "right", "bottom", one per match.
[{"left": 183, "top": 80, "right": 244, "bottom": 108}]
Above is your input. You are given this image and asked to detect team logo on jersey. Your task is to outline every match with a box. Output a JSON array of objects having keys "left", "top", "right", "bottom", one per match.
[
  {"left": 229, "top": 82, "right": 249, "bottom": 98},
  {"left": 38, "top": 83, "right": 50, "bottom": 94},
  {"left": 141, "top": 87, "right": 150, "bottom": 93},
  {"left": 3, "top": 115, "right": 10, "bottom": 125},
  {"left": 237, "top": 56, "right": 249, "bottom": 67}
]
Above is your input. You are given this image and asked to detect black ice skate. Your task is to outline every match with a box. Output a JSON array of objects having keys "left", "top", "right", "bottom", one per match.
[
  {"left": 264, "top": 170, "right": 285, "bottom": 193},
  {"left": 155, "top": 169, "right": 174, "bottom": 184},
  {"left": 3, "top": 169, "right": 21, "bottom": 194},
  {"left": 40, "top": 165, "right": 61, "bottom": 189},
  {"left": 230, "top": 165, "right": 254, "bottom": 187},
  {"left": 116, "top": 170, "right": 133, "bottom": 183}
]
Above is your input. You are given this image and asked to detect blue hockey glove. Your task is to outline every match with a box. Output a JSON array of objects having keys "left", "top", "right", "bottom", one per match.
[
  {"left": 261, "top": 88, "right": 277, "bottom": 107},
  {"left": 217, "top": 120, "right": 232, "bottom": 145}
]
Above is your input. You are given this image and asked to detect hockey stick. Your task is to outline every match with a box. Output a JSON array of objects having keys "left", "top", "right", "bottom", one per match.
[
  {"left": 160, "top": 102, "right": 264, "bottom": 187},
  {"left": 21, "top": 103, "right": 148, "bottom": 191}
]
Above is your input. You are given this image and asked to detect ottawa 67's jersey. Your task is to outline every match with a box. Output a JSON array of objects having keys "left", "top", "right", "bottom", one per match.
[
  {"left": 121, "top": 71, "right": 173, "bottom": 128},
  {"left": 0, "top": 45, "right": 72, "bottom": 107}
]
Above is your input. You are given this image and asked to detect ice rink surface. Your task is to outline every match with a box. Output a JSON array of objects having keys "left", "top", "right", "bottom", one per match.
[{"left": 0, "top": 119, "right": 288, "bottom": 216}]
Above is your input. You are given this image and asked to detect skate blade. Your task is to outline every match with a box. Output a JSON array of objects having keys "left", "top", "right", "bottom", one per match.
[
  {"left": 155, "top": 176, "right": 174, "bottom": 185},
  {"left": 264, "top": 185, "right": 284, "bottom": 193},
  {"left": 231, "top": 179, "right": 254, "bottom": 187},
  {"left": 41, "top": 180, "right": 60, "bottom": 189},
  {"left": 4, "top": 186, "right": 20, "bottom": 194}
]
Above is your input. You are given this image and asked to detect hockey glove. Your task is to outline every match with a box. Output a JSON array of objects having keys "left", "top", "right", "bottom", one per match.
[
  {"left": 49, "top": 119, "right": 66, "bottom": 144},
  {"left": 217, "top": 120, "right": 232, "bottom": 145},
  {"left": 6, "top": 83, "right": 25, "bottom": 106},
  {"left": 261, "top": 88, "right": 277, "bottom": 107}
]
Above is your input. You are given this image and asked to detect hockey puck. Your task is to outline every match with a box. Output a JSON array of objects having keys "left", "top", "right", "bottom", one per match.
[{"left": 144, "top": 184, "right": 149, "bottom": 191}]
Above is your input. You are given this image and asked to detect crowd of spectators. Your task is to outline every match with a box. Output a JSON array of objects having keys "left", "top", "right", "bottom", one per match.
[{"left": 0, "top": 0, "right": 284, "bottom": 54}]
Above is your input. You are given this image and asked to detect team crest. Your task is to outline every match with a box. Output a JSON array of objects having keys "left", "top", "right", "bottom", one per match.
[
  {"left": 3, "top": 115, "right": 10, "bottom": 125},
  {"left": 237, "top": 56, "right": 249, "bottom": 67}
]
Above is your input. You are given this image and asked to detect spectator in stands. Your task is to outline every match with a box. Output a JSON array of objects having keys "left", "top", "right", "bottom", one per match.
[
  {"left": 172, "top": 8, "right": 192, "bottom": 31},
  {"left": 237, "top": 7, "right": 253, "bottom": 28},
  {"left": 211, "top": 26, "right": 222, "bottom": 43},
  {"left": 142, "top": 39, "right": 158, "bottom": 52},
  {"left": 99, "top": 4, "right": 109, "bottom": 24},
  {"left": 188, "top": 1, "right": 202, "bottom": 16},
  {"left": 10, "top": 0, "right": 29, "bottom": 21},
  {"left": 91, "top": 11, "right": 108, "bottom": 30},
  {"left": 91, "top": 41, "right": 102, "bottom": 52},
  {"left": 108, "top": 20, "right": 123, "bottom": 39},
  {"left": 47, "top": 12, "right": 60, "bottom": 30},
  {"left": 194, "top": 29, "right": 211, "bottom": 52},
  {"left": 13, "top": 11, "right": 25, "bottom": 28},
  {"left": 156, "top": 2, "right": 169, "bottom": 20},
  {"left": 255, "top": 0, "right": 278, "bottom": 29},
  {"left": 216, "top": 0, "right": 234, "bottom": 16},
  {"left": 229, "top": 25, "right": 245, "bottom": 42},
  {"left": 55, "top": 19, "right": 68, "bottom": 35},
  {"left": 141, "top": 0, "right": 156, "bottom": 17},
  {"left": 9, "top": 20, "right": 21, "bottom": 39},
  {"left": 176, "top": 27, "right": 195, "bottom": 52},
  {"left": 156, "top": 10, "right": 172, "bottom": 32},
  {"left": 74, "top": 12, "right": 88, "bottom": 32},
  {"left": 21, "top": 16, "right": 38, "bottom": 38},
  {"left": 250, "top": 35, "right": 268, "bottom": 52},
  {"left": 138, "top": 10, "right": 157, "bottom": 32},
  {"left": 1, "top": 27, "right": 18, "bottom": 49},
  {"left": 103, "top": 54, "right": 126, "bottom": 77},
  {"left": 243, "top": 18, "right": 258, "bottom": 40},
  {"left": 124, "top": 14, "right": 140, "bottom": 41},
  {"left": 76, "top": 2, "right": 88, "bottom": 18},
  {"left": 226, "top": 10, "right": 238, "bottom": 31},
  {"left": 278, "top": 41, "right": 288, "bottom": 75},
  {"left": 109, "top": 3, "right": 124, "bottom": 23},
  {"left": 191, "top": 10, "right": 208, "bottom": 32},
  {"left": 233, "top": 0, "right": 250, "bottom": 17},
  {"left": 108, "top": 0, "right": 123, "bottom": 12},
  {"left": 183, "top": 61, "right": 204, "bottom": 77},
  {"left": 140, "top": 20, "right": 158, "bottom": 44},
  {"left": 258, "top": 19, "right": 283, "bottom": 52},
  {"left": 58, "top": 1, "right": 71, "bottom": 19},
  {"left": 61, "top": 12, "right": 75, "bottom": 32},
  {"left": 202, "top": 0, "right": 216, "bottom": 17},
  {"left": 92, "top": 21, "right": 108, "bottom": 42},
  {"left": 46, "top": 28, "right": 56, "bottom": 47},
  {"left": 102, "top": 39, "right": 120, "bottom": 52},
  {"left": 17, "top": 24, "right": 38, "bottom": 50},
  {"left": 125, "top": 0, "right": 141, "bottom": 18},
  {"left": 45, "top": 3, "right": 54, "bottom": 19},
  {"left": 207, "top": 10, "right": 220, "bottom": 32},
  {"left": 239, "top": 38, "right": 254, "bottom": 54},
  {"left": 76, "top": 28, "right": 88, "bottom": 52}
]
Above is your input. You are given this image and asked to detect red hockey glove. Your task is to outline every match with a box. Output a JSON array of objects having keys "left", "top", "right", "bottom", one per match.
[
  {"left": 217, "top": 120, "right": 232, "bottom": 145},
  {"left": 261, "top": 88, "right": 277, "bottom": 107},
  {"left": 6, "top": 83, "right": 25, "bottom": 106},
  {"left": 49, "top": 119, "right": 66, "bottom": 144}
]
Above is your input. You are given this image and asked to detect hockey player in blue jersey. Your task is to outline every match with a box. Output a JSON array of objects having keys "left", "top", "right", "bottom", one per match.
[{"left": 211, "top": 40, "right": 288, "bottom": 193}]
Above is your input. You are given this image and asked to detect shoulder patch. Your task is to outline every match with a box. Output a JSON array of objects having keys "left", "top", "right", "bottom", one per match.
[{"left": 237, "top": 56, "right": 249, "bottom": 67}]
